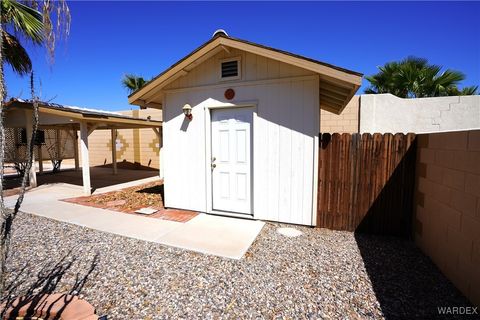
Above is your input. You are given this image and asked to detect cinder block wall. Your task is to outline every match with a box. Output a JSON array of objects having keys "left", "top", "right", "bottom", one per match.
[
  {"left": 320, "top": 96, "right": 359, "bottom": 133},
  {"left": 79, "top": 108, "right": 162, "bottom": 169},
  {"left": 360, "top": 94, "right": 480, "bottom": 134},
  {"left": 415, "top": 130, "right": 480, "bottom": 306},
  {"left": 137, "top": 108, "right": 162, "bottom": 168}
]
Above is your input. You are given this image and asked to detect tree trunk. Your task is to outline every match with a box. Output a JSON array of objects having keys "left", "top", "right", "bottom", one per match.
[
  {"left": 0, "top": 59, "right": 39, "bottom": 299},
  {"left": 0, "top": 16, "right": 7, "bottom": 298}
]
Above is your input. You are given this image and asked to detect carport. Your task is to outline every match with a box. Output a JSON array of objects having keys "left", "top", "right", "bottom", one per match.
[{"left": 3, "top": 99, "right": 162, "bottom": 195}]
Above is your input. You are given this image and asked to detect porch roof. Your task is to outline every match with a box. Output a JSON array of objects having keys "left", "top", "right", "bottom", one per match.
[{"left": 4, "top": 99, "right": 162, "bottom": 130}]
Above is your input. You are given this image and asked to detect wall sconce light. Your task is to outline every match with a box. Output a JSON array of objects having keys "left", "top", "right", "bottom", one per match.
[{"left": 183, "top": 104, "right": 193, "bottom": 120}]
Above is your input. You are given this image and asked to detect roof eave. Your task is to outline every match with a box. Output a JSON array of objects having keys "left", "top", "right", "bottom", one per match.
[
  {"left": 129, "top": 35, "right": 363, "bottom": 111},
  {"left": 128, "top": 36, "right": 223, "bottom": 106}
]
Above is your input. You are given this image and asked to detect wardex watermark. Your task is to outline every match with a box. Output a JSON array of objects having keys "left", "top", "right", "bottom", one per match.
[{"left": 437, "top": 306, "right": 478, "bottom": 315}]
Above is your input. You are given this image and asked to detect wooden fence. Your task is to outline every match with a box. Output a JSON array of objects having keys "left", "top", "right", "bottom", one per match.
[{"left": 317, "top": 133, "right": 417, "bottom": 237}]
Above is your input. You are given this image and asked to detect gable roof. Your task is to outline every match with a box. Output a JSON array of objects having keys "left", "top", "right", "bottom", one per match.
[{"left": 128, "top": 33, "right": 363, "bottom": 114}]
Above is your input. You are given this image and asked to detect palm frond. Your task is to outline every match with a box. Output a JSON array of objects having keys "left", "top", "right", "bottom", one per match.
[
  {"left": 2, "top": 0, "right": 43, "bottom": 44},
  {"left": 2, "top": 30, "right": 32, "bottom": 75},
  {"left": 364, "top": 88, "right": 378, "bottom": 94},
  {"left": 435, "top": 69, "right": 465, "bottom": 86},
  {"left": 122, "top": 74, "right": 147, "bottom": 93},
  {"left": 460, "top": 85, "right": 478, "bottom": 95}
]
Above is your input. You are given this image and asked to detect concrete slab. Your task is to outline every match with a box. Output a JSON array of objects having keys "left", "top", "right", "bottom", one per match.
[
  {"left": 107, "top": 218, "right": 181, "bottom": 242},
  {"left": 6, "top": 184, "right": 264, "bottom": 259},
  {"left": 5, "top": 167, "right": 159, "bottom": 192},
  {"left": 158, "top": 214, "right": 265, "bottom": 259},
  {"left": 5, "top": 184, "right": 83, "bottom": 208},
  {"left": 64, "top": 210, "right": 118, "bottom": 229},
  {"left": 25, "top": 203, "right": 88, "bottom": 222},
  {"left": 8, "top": 195, "right": 182, "bottom": 241}
]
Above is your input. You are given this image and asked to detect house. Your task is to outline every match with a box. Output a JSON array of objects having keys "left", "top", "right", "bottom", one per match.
[{"left": 128, "top": 30, "right": 362, "bottom": 225}]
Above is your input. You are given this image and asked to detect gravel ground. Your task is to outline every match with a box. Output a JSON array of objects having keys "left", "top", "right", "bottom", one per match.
[{"left": 5, "top": 212, "right": 473, "bottom": 319}]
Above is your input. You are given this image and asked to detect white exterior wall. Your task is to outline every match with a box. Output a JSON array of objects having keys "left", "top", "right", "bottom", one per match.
[
  {"left": 162, "top": 49, "right": 319, "bottom": 225},
  {"left": 360, "top": 94, "right": 480, "bottom": 134}
]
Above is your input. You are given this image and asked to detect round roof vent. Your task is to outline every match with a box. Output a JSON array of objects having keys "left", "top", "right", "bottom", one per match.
[{"left": 212, "top": 29, "right": 228, "bottom": 38}]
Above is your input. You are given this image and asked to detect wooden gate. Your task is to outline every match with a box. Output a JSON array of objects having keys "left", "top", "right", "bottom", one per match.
[{"left": 317, "top": 133, "right": 417, "bottom": 237}]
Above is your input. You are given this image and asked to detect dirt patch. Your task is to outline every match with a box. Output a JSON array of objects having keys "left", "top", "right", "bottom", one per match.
[
  {"left": 63, "top": 181, "right": 164, "bottom": 212},
  {"left": 62, "top": 181, "right": 198, "bottom": 222}
]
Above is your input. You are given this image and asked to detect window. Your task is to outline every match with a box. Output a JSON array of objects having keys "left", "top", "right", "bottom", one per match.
[{"left": 220, "top": 57, "right": 241, "bottom": 80}]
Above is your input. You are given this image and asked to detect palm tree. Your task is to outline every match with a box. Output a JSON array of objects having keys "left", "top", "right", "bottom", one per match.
[
  {"left": 122, "top": 74, "right": 148, "bottom": 94},
  {"left": 365, "top": 56, "right": 478, "bottom": 98}
]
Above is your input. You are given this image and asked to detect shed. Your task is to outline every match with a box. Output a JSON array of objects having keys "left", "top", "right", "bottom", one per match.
[
  {"left": 129, "top": 31, "right": 362, "bottom": 225},
  {"left": 3, "top": 99, "right": 162, "bottom": 195}
]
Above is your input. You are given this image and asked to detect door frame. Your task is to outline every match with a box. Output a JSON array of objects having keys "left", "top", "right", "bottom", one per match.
[{"left": 204, "top": 101, "right": 258, "bottom": 218}]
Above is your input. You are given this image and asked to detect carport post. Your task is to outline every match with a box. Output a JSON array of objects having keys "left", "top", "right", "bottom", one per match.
[
  {"left": 73, "top": 129, "right": 80, "bottom": 171},
  {"left": 25, "top": 110, "right": 37, "bottom": 187},
  {"left": 111, "top": 129, "right": 117, "bottom": 175},
  {"left": 80, "top": 122, "right": 91, "bottom": 195}
]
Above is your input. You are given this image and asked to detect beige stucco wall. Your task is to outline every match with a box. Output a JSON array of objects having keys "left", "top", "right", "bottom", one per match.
[
  {"left": 360, "top": 94, "right": 480, "bottom": 134},
  {"left": 320, "top": 96, "right": 359, "bottom": 133},
  {"left": 79, "top": 108, "right": 162, "bottom": 169},
  {"left": 415, "top": 130, "right": 480, "bottom": 306}
]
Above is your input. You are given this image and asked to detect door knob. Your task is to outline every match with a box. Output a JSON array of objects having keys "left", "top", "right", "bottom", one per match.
[{"left": 211, "top": 163, "right": 216, "bottom": 169}]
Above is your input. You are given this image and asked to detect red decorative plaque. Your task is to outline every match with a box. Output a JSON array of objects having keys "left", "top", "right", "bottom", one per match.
[{"left": 224, "top": 88, "right": 235, "bottom": 100}]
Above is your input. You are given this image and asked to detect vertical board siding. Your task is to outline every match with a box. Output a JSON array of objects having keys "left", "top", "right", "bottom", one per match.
[
  {"left": 163, "top": 92, "right": 207, "bottom": 211},
  {"left": 162, "top": 47, "right": 319, "bottom": 224},
  {"left": 164, "top": 48, "right": 314, "bottom": 90},
  {"left": 317, "top": 133, "right": 417, "bottom": 236},
  {"left": 254, "top": 79, "right": 317, "bottom": 225},
  {"left": 164, "top": 78, "right": 318, "bottom": 225}
]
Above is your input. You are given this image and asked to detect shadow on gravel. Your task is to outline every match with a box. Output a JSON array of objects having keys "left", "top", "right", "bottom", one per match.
[
  {"left": 355, "top": 233, "right": 475, "bottom": 319},
  {"left": 1, "top": 250, "right": 99, "bottom": 320}
]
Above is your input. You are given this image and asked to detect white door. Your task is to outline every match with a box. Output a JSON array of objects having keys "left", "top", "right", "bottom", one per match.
[{"left": 211, "top": 108, "right": 252, "bottom": 214}]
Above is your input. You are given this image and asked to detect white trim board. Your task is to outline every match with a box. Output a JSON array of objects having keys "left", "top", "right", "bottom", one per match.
[
  {"left": 163, "top": 75, "right": 318, "bottom": 94},
  {"left": 204, "top": 103, "right": 257, "bottom": 219}
]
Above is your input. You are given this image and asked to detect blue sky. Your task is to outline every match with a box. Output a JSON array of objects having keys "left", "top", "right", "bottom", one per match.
[{"left": 5, "top": 1, "right": 480, "bottom": 111}]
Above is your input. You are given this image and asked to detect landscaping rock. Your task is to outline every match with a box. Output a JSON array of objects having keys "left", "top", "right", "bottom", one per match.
[{"left": 5, "top": 213, "right": 473, "bottom": 319}]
